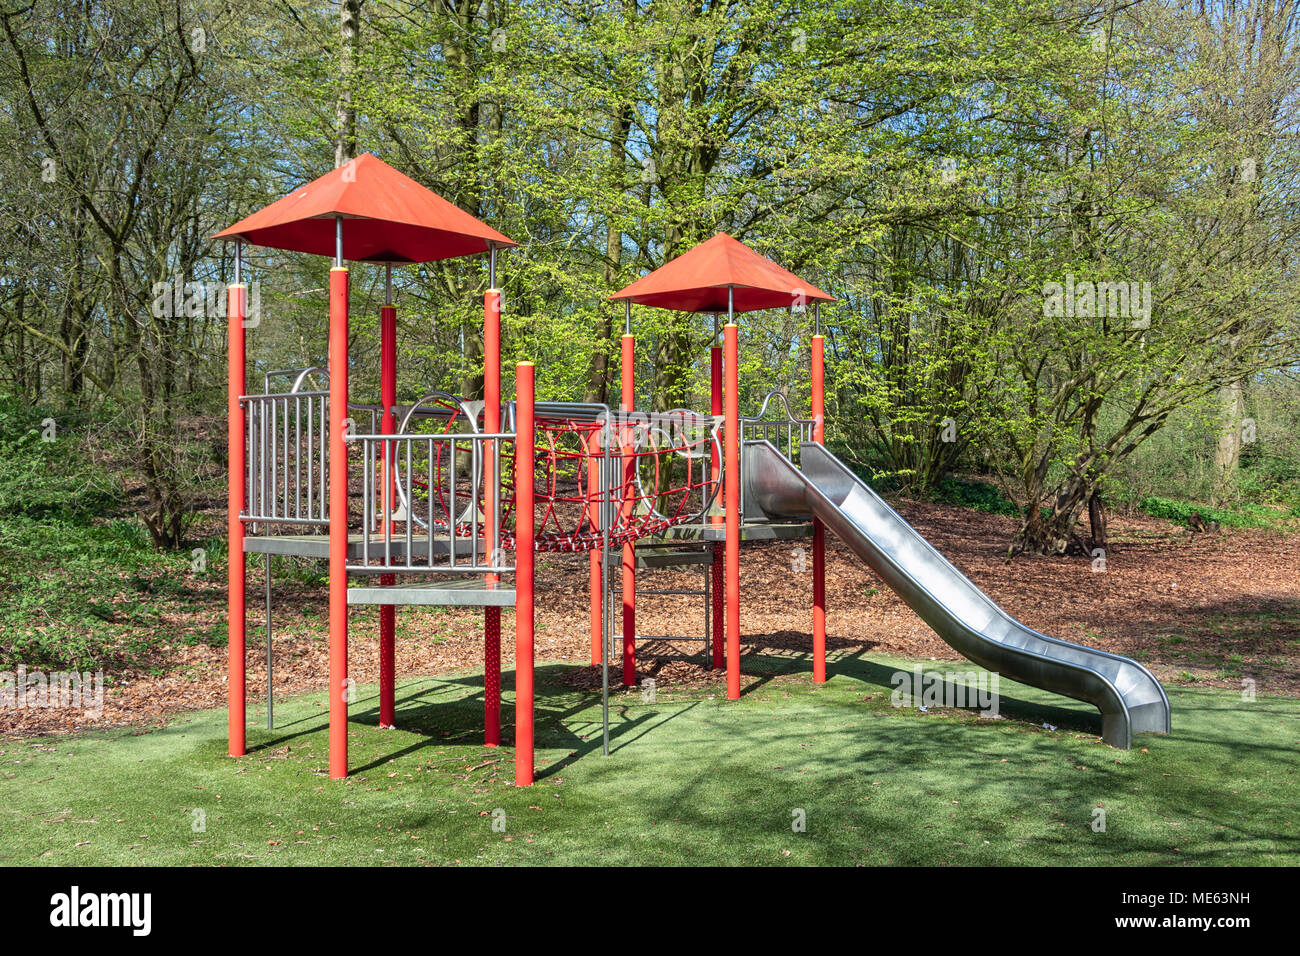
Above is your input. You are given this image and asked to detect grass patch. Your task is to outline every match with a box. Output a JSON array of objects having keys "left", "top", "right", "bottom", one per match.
[{"left": 2, "top": 654, "right": 1296, "bottom": 866}]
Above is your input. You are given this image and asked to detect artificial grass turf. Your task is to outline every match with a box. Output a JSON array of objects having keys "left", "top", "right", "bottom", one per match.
[{"left": 2, "top": 653, "right": 1297, "bottom": 866}]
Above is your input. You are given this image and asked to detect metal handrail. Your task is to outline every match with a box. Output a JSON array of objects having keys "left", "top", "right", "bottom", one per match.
[
  {"left": 346, "top": 430, "right": 514, "bottom": 574},
  {"left": 239, "top": 385, "right": 378, "bottom": 529},
  {"left": 396, "top": 391, "right": 481, "bottom": 434},
  {"left": 738, "top": 389, "right": 815, "bottom": 521},
  {"left": 290, "top": 367, "right": 329, "bottom": 393},
  {"left": 391, "top": 392, "right": 481, "bottom": 531}
]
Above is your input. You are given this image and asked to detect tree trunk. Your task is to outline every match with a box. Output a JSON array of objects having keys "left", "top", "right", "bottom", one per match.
[
  {"left": 1011, "top": 472, "right": 1094, "bottom": 556},
  {"left": 335, "top": 0, "right": 362, "bottom": 168},
  {"left": 1213, "top": 379, "right": 1244, "bottom": 505},
  {"left": 1087, "top": 488, "right": 1108, "bottom": 552},
  {"left": 13, "top": 288, "right": 28, "bottom": 396},
  {"left": 587, "top": 94, "right": 631, "bottom": 404}
]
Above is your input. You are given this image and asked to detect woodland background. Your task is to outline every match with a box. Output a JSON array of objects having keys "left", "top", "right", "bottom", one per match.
[{"left": 3, "top": 0, "right": 1300, "bottom": 558}]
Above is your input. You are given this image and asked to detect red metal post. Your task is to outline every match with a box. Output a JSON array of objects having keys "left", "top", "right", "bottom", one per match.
[
  {"left": 379, "top": 301, "right": 397, "bottom": 726},
  {"left": 811, "top": 334, "right": 826, "bottom": 684},
  {"left": 515, "top": 362, "right": 536, "bottom": 787},
  {"left": 587, "top": 429, "right": 602, "bottom": 666},
  {"left": 710, "top": 341, "right": 724, "bottom": 669},
  {"left": 484, "top": 287, "right": 502, "bottom": 746},
  {"left": 227, "top": 280, "right": 246, "bottom": 757},
  {"left": 328, "top": 266, "right": 350, "bottom": 779},
  {"left": 725, "top": 322, "right": 741, "bottom": 700},
  {"left": 620, "top": 332, "right": 636, "bottom": 686}
]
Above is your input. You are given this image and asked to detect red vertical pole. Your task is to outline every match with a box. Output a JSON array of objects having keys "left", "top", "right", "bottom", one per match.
[
  {"left": 724, "top": 322, "right": 741, "bottom": 700},
  {"left": 710, "top": 341, "right": 724, "bottom": 669},
  {"left": 587, "top": 430, "right": 602, "bottom": 666},
  {"left": 515, "top": 362, "right": 536, "bottom": 787},
  {"left": 811, "top": 334, "right": 827, "bottom": 684},
  {"left": 620, "top": 332, "right": 636, "bottom": 687},
  {"left": 227, "top": 280, "right": 246, "bottom": 757},
  {"left": 483, "top": 286, "right": 502, "bottom": 747},
  {"left": 379, "top": 301, "right": 397, "bottom": 727},
  {"left": 328, "top": 265, "right": 350, "bottom": 779}
]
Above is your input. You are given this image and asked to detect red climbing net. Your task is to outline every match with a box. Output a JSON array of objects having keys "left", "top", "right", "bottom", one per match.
[{"left": 392, "top": 403, "right": 720, "bottom": 552}]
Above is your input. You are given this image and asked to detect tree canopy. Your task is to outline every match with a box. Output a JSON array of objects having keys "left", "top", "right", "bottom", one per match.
[{"left": 2, "top": 0, "right": 1298, "bottom": 550}]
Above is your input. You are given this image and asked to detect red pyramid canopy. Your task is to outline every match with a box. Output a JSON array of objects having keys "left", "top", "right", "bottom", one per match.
[
  {"left": 609, "top": 233, "right": 833, "bottom": 313},
  {"left": 213, "top": 152, "right": 515, "bottom": 263}
]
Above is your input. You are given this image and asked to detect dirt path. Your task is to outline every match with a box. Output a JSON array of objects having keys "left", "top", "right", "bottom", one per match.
[{"left": 5, "top": 502, "right": 1298, "bottom": 736}]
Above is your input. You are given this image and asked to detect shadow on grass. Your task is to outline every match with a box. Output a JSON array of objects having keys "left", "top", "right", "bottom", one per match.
[
  {"left": 735, "top": 638, "right": 1102, "bottom": 736},
  {"left": 250, "top": 646, "right": 1115, "bottom": 778},
  {"left": 229, "top": 650, "right": 1300, "bottom": 863}
]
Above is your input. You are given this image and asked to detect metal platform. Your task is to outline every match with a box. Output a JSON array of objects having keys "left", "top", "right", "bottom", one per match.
[
  {"left": 347, "top": 578, "right": 516, "bottom": 607},
  {"left": 654, "top": 521, "right": 814, "bottom": 542},
  {"left": 617, "top": 537, "right": 715, "bottom": 569},
  {"left": 244, "top": 533, "right": 479, "bottom": 560},
  {"left": 246, "top": 522, "right": 810, "bottom": 560}
]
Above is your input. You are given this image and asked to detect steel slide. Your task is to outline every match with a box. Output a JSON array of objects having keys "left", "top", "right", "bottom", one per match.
[{"left": 744, "top": 441, "right": 1171, "bottom": 748}]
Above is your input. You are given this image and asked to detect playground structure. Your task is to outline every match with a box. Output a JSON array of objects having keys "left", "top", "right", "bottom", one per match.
[{"left": 218, "top": 154, "right": 1170, "bottom": 789}]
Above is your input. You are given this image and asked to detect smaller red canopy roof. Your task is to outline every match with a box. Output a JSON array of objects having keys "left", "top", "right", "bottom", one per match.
[
  {"left": 609, "top": 233, "right": 833, "bottom": 313},
  {"left": 213, "top": 152, "right": 515, "bottom": 263}
]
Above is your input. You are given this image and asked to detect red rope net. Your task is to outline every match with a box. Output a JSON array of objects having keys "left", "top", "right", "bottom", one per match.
[{"left": 393, "top": 407, "right": 719, "bottom": 553}]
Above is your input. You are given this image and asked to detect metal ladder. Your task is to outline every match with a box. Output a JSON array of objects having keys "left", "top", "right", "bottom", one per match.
[{"left": 607, "top": 538, "right": 713, "bottom": 668}]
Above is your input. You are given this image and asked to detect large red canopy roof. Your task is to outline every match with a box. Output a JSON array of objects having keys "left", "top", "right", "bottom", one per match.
[
  {"left": 609, "top": 233, "right": 833, "bottom": 313},
  {"left": 213, "top": 152, "right": 515, "bottom": 263}
]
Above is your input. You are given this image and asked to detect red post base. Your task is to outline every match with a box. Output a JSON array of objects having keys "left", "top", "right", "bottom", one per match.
[
  {"left": 485, "top": 607, "right": 501, "bottom": 746},
  {"left": 379, "top": 577, "right": 395, "bottom": 726},
  {"left": 590, "top": 549, "right": 602, "bottom": 666},
  {"left": 711, "top": 543, "right": 724, "bottom": 669},
  {"left": 622, "top": 541, "right": 635, "bottom": 686},
  {"left": 813, "top": 521, "right": 826, "bottom": 683}
]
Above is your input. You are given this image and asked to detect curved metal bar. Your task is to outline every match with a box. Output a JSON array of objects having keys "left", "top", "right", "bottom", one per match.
[
  {"left": 623, "top": 408, "right": 723, "bottom": 527},
  {"left": 390, "top": 392, "right": 480, "bottom": 532},
  {"left": 290, "top": 367, "right": 330, "bottom": 394},
  {"left": 397, "top": 392, "right": 480, "bottom": 435},
  {"left": 744, "top": 389, "right": 798, "bottom": 423}
]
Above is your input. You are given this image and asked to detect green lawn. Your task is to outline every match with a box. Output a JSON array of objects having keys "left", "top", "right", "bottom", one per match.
[{"left": 2, "top": 653, "right": 1297, "bottom": 865}]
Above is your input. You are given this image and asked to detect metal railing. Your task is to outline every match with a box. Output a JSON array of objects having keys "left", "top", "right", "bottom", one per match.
[
  {"left": 739, "top": 390, "right": 814, "bottom": 521},
  {"left": 242, "top": 366, "right": 379, "bottom": 529},
  {"left": 240, "top": 371, "right": 809, "bottom": 557},
  {"left": 347, "top": 430, "right": 514, "bottom": 574},
  {"left": 242, "top": 369, "right": 476, "bottom": 533},
  {"left": 741, "top": 391, "right": 814, "bottom": 459}
]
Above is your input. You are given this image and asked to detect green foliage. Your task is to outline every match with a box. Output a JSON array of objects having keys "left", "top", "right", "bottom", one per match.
[
  {"left": 1138, "top": 496, "right": 1299, "bottom": 532},
  {"left": 0, "top": 515, "right": 213, "bottom": 671},
  {"left": 1238, "top": 446, "right": 1300, "bottom": 505},
  {"left": 3, "top": 0, "right": 1300, "bottom": 557},
  {"left": 932, "top": 478, "right": 1020, "bottom": 518},
  {"left": 0, "top": 396, "right": 117, "bottom": 521}
]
